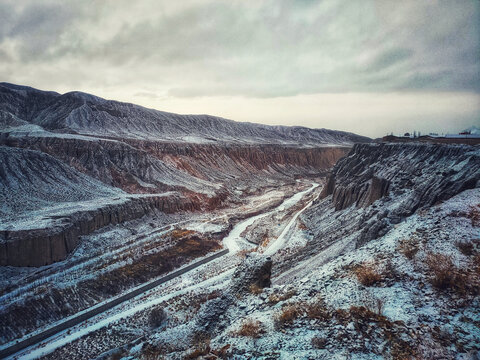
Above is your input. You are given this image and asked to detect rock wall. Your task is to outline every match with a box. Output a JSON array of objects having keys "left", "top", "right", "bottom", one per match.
[
  {"left": 299, "top": 142, "right": 480, "bottom": 260},
  {"left": 3, "top": 136, "right": 350, "bottom": 194},
  {"left": 321, "top": 143, "right": 479, "bottom": 213},
  {"left": 0, "top": 194, "right": 197, "bottom": 267}
]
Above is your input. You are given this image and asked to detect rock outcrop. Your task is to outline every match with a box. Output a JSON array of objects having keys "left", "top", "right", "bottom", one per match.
[
  {"left": 230, "top": 254, "right": 273, "bottom": 294},
  {"left": 194, "top": 254, "right": 272, "bottom": 334},
  {"left": 0, "top": 194, "right": 197, "bottom": 267},
  {"left": 3, "top": 135, "right": 350, "bottom": 195},
  {"left": 322, "top": 143, "right": 479, "bottom": 214},
  {"left": 297, "top": 142, "right": 480, "bottom": 263}
]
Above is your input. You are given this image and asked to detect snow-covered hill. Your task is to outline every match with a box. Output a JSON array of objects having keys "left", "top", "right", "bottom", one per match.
[{"left": 0, "top": 82, "right": 370, "bottom": 145}]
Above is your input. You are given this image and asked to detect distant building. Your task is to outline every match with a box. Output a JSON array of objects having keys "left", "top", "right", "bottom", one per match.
[{"left": 403, "top": 132, "right": 410, "bottom": 137}]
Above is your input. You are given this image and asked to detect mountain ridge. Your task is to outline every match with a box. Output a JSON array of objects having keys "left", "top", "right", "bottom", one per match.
[{"left": 0, "top": 82, "right": 370, "bottom": 146}]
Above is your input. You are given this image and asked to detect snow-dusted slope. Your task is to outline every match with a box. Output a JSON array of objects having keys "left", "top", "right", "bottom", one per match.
[
  {"left": 114, "top": 142, "right": 479, "bottom": 359},
  {"left": 0, "top": 82, "right": 370, "bottom": 145},
  {"left": 0, "top": 146, "right": 123, "bottom": 218}
]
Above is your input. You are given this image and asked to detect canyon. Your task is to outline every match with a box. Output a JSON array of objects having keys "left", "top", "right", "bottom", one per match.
[
  {"left": 0, "top": 83, "right": 479, "bottom": 360},
  {"left": 0, "top": 82, "right": 361, "bottom": 267}
]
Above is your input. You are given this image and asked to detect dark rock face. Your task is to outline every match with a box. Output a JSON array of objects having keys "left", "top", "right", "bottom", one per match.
[
  {"left": 0, "top": 194, "right": 197, "bottom": 267},
  {"left": 322, "top": 143, "right": 480, "bottom": 214},
  {"left": 295, "top": 143, "right": 480, "bottom": 266},
  {"left": 195, "top": 254, "right": 272, "bottom": 334},
  {"left": 231, "top": 254, "right": 273, "bottom": 294}
]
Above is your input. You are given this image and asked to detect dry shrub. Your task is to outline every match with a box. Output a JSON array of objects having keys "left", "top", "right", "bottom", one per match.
[
  {"left": 375, "top": 297, "right": 384, "bottom": 316},
  {"left": 148, "top": 306, "right": 167, "bottom": 328},
  {"left": 455, "top": 241, "right": 475, "bottom": 256},
  {"left": 249, "top": 283, "right": 263, "bottom": 295},
  {"left": 360, "top": 292, "right": 385, "bottom": 316},
  {"left": 211, "top": 344, "right": 231, "bottom": 359},
  {"left": 184, "top": 333, "right": 211, "bottom": 360},
  {"left": 311, "top": 336, "right": 327, "bottom": 349},
  {"left": 426, "top": 253, "right": 480, "bottom": 295},
  {"left": 234, "top": 319, "right": 265, "bottom": 338},
  {"left": 170, "top": 229, "right": 195, "bottom": 239},
  {"left": 140, "top": 343, "right": 167, "bottom": 360},
  {"left": 354, "top": 262, "right": 382, "bottom": 286},
  {"left": 274, "top": 305, "right": 301, "bottom": 329},
  {"left": 305, "top": 301, "right": 330, "bottom": 321},
  {"left": 260, "top": 236, "right": 271, "bottom": 248},
  {"left": 268, "top": 289, "right": 296, "bottom": 304},
  {"left": 297, "top": 220, "right": 308, "bottom": 230},
  {"left": 398, "top": 238, "right": 420, "bottom": 259},
  {"left": 467, "top": 205, "right": 480, "bottom": 227},
  {"left": 426, "top": 253, "right": 457, "bottom": 290}
]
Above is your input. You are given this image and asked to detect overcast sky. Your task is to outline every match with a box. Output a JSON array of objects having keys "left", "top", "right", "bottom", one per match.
[{"left": 0, "top": 0, "right": 479, "bottom": 137}]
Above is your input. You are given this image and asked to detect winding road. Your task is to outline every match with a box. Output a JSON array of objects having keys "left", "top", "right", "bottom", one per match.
[{"left": 1, "top": 182, "right": 320, "bottom": 360}]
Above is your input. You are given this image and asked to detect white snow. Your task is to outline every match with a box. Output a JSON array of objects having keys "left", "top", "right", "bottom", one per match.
[
  {"left": 263, "top": 183, "right": 319, "bottom": 255},
  {"left": 223, "top": 182, "right": 319, "bottom": 253}
]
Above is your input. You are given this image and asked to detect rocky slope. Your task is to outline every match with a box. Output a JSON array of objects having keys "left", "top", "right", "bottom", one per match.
[
  {"left": 0, "top": 146, "right": 198, "bottom": 266},
  {"left": 108, "top": 142, "right": 480, "bottom": 360},
  {"left": 312, "top": 143, "right": 480, "bottom": 248}
]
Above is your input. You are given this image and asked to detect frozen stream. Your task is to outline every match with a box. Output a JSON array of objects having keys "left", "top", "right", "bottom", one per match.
[
  {"left": 223, "top": 182, "right": 318, "bottom": 253},
  {"left": 264, "top": 183, "right": 319, "bottom": 255}
]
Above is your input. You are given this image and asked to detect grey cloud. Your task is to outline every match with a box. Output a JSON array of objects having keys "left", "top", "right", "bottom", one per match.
[
  {"left": 134, "top": 91, "right": 160, "bottom": 99},
  {"left": 0, "top": 0, "right": 478, "bottom": 97},
  {"left": 365, "top": 48, "right": 413, "bottom": 72}
]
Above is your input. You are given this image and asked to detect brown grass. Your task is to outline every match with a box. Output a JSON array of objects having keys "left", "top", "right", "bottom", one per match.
[
  {"left": 87, "top": 234, "right": 221, "bottom": 296},
  {"left": 274, "top": 305, "right": 301, "bottom": 329},
  {"left": 304, "top": 301, "right": 331, "bottom": 321},
  {"left": 425, "top": 253, "right": 480, "bottom": 295},
  {"left": 467, "top": 205, "right": 480, "bottom": 227},
  {"left": 249, "top": 283, "right": 263, "bottom": 295},
  {"left": 237, "top": 248, "right": 257, "bottom": 258},
  {"left": 268, "top": 289, "right": 296, "bottom": 304},
  {"left": 354, "top": 262, "right": 382, "bottom": 286},
  {"left": 170, "top": 229, "right": 195, "bottom": 239},
  {"left": 234, "top": 319, "right": 265, "bottom": 338},
  {"left": 297, "top": 220, "right": 308, "bottom": 230},
  {"left": 184, "top": 333, "right": 211, "bottom": 360},
  {"left": 398, "top": 238, "right": 420, "bottom": 259},
  {"left": 426, "top": 253, "right": 458, "bottom": 290},
  {"left": 260, "top": 236, "right": 272, "bottom": 248}
]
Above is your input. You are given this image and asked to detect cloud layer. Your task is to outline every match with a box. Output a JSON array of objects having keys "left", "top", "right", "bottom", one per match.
[{"left": 0, "top": 0, "right": 479, "bottom": 136}]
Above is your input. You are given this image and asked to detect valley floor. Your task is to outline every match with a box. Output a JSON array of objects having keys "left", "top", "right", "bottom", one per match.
[{"left": 1, "top": 179, "right": 323, "bottom": 359}]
